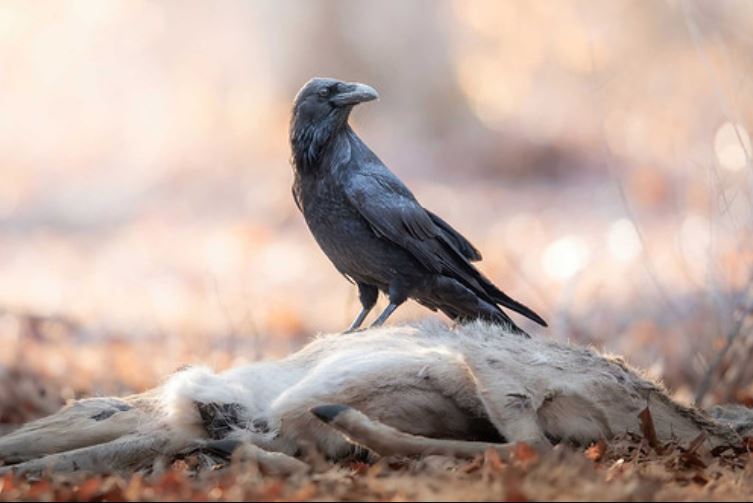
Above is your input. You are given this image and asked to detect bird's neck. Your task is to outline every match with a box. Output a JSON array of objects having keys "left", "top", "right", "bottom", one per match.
[{"left": 291, "top": 119, "right": 351, "bottom": 176}]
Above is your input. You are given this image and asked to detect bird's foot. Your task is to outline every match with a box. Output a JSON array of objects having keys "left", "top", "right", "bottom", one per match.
[{"left": 343, "top": 327, "right": 366, "bottom": 335}]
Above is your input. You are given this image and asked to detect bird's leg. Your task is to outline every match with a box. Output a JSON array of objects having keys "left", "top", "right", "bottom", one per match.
[
  {"left": 346, "top": 309, "right": 370, "bottom": 333},
  {"left": 369, "top": 303, "right": 399, "bottom": 328},
  {"left": 344, "top": 283, "right": 378, "bottom": 333},
  {"left": 369, "top": 287, "right": 406, "bottom": 328}
]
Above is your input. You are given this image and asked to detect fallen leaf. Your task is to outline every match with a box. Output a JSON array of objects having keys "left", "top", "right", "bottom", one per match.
[
  {"left": 483, "top": 447, "right": 505, "bottom": 473},
  {"left": 691, "top": 472, "right": 709, "bottom": 486},
  {"left": 347, "top": 461, "right": 370, "bottom": 475},
  {"left": 639, "top": 407, "right": 664, "bottom": 454},
  {"left": 460, "top": 455, "right": 484, "bottom": 474},
  {"left": 585, "top": 439, "right": 607, "bottom": 462},
  {"left": 512, "top": 442, "right": 539, "bottom": 466},
  {"left": 26, "top": 480, "right": 51, "bottom": 500},
  {"left": 124, "top": 474, "right": 143, "bottom": 501},
  {"left": 686, "top": 432, "right": 708, "bottom": 454},
  {"left": 76, "top": 477, "right": 103, "bottom": 501},
  {"left": 0, "top": 473, "right": 15, "bottom": 495}
]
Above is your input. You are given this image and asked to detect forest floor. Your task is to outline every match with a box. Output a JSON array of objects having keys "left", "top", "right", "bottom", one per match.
[{"left": 1, "top": 430, "right": 752, "bottom": 501}]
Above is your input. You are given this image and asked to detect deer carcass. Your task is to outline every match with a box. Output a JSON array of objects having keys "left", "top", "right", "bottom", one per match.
[{"left": 1, "top": 321, "right": 750, "bottom": 476}]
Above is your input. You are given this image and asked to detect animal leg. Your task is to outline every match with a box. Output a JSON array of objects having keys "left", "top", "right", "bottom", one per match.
[
  {"left": 0, "top": 429, "right": 189, "bottom": 477},
  {"left": 345, "top": 283, "right": 378, "bottom": 333},
  {"left": 464, "top": 362, "right": 552, "bottom": 451},
  {"left": 311, "top": 404, "right": 514, "bottom": 459},
  {"left": 0, "top": 393, "right": 157, "bottom": 464},
  {"left": 370, "top": 303, "right": 399, "bottom": 327},
  {"left": 309, "top": 356, "right": 552, "bottom": 459},
  {"left": 184, "top": 437, "right": 309, "bottom": 475}
]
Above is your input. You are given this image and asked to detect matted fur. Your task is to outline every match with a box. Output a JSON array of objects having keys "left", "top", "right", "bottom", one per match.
[{"left": 0, "top": 321, "right": 750, "bottom": 476}]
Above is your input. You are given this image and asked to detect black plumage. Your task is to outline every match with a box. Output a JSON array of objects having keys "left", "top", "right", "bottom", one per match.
[{"left": 290, "top": 77, "right": 547, "bottom": 334}]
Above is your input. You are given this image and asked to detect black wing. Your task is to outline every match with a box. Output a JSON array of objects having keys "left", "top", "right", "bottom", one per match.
[
  {"left": 344, "top": 171, "right": 464, "bottom": 275},
  {"left": 344, "top": 170, "right": 547, "bottom": 327},
  {"left": 424, "top": 209, "right": 482, "bottom": 262}
]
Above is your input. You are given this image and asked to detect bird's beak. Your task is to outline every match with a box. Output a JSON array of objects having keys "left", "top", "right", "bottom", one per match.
[{"left": 331, "top": 82, "right": 379, "bottom": 107}]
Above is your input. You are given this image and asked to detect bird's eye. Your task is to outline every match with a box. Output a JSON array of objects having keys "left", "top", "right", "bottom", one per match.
[{"left": 317, "top": 88, "right": 330, "bottom": 98}]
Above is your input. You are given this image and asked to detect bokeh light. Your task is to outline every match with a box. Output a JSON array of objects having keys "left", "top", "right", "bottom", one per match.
[{"left": 715, "top": 122, "right": 752, "bottom": 172}]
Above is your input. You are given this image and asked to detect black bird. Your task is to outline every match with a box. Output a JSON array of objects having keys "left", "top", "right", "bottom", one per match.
[{"left": 290, "top": 77, "right": 547, "bottom": 335}]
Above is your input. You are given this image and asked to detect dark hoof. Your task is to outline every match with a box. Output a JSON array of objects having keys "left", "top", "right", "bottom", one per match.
[{"left": 310, "top": 404, "right": 349, "bottom": 423}]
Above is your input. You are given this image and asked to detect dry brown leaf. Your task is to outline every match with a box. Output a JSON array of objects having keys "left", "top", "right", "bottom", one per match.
[
  {"left": 124, "top": 474, "right": 143, "bottom": 501},
  {"left": 346, "top": 461, "right": 370, "bottom": 475},
  {"left": 0, "top": 473, "right": 14, "bottom": 496},
  {"left": 686, "top": 432, "right": 708, "bottom": 454},
  {"left": 512, "top": 442, "right": 539, "bottom": 466},
  {"left": 460, "top": 454, "right": 484, "bottom": 474},
  {"left": 585, "top": 439, "right": 608, "bottom": 462},
  {"left": 290, "top": 482, "right": 318, "bottom": 501},
  {"left": 154, "top": 469, "right": 185, "bottom": 494},
  {"left": 691, "top": 472, "right": 709, "bottom": 486},
  {"left": 26, "top": 480, "right": 51, "bottom": 500},
  {"left": 503, "top": 466, "right": 530, "bottom": 502},
  {"left": 639, "top": 407, "right": 664, "bottom": 454},
  {"left": 483, "top": 447, "right": 506, "bottom": 473},
  {"left": 76, "top": 477, "right": 103, "bottom": 501}
]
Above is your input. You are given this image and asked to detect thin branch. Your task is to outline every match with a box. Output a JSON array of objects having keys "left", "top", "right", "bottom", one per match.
[
  {"left": 694, "top": 269, "right": 753, "bottom": 404},
  {"left": 602, "top": 143, "right": 684, "bottom": 319}
]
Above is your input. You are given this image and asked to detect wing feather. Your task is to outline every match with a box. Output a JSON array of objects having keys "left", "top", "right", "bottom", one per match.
[
  {"left": 425, "top": 209, "right": 482, "bottom": 261},
  {"left": 344, "top": 173, "right": 485, "bottom": 287},
  {"left": 344, "top": 170, "right": 547, "bottom": 327}
]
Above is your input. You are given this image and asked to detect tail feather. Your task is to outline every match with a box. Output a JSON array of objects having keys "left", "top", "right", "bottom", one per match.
[
  {"left": 437, "top": 236, "right": 547, "bottom": 327},
  {"left": 439, "top": 304, "right": 529, "bottom": 337},
  {"left": 483, "top": 282, "right": 548, "bottom": 327},
  {"left": 426, "top": 209, "right": 482, "bottom": 261},
  {"left": 422, "top": 276, "right": 530, "bottom": 336}
]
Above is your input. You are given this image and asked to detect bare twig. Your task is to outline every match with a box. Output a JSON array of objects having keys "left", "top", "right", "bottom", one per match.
[
  {"left": 584, "top": 25, "right": 684, "bottom": 321},
  {"left": 601, "top": 143, "right": 684, "bottom": 320},
  {"left": 722, "top": 323, "right": 753, "bottom": 401},
  {"left": 694, "top": 269, "right": 753, "bottom": 404},
  {"left": 679, "top": 1, "right": 753, "bottom": 405},
  {"left": 211, "top": 274, "right": 238, "bottom": 354}
]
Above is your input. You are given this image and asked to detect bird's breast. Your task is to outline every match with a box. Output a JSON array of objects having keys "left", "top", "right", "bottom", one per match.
[
  {"left": 302, "top": 183, "right": 369, "bottom": 246},
  {"left": 297, "top": 179, "right": 392, "bottom": 282}
]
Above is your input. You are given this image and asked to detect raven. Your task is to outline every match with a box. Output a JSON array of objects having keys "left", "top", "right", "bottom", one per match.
[{"left": 290, "top": 77, "right": 547, "bottom": 335}]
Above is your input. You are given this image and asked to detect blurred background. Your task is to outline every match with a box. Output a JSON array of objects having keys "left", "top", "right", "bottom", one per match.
[{"left": 1, "top": 0, "right": 752, "bottom": 425}]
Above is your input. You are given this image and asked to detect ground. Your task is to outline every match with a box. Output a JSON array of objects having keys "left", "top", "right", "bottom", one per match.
[{"left": 1, "top": 434, "right": 752, "bottom": 501}]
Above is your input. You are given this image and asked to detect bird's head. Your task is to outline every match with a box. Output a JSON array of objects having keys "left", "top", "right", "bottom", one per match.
[{"left": 290, "top": 77, "right": 378, "bottom": 172}]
